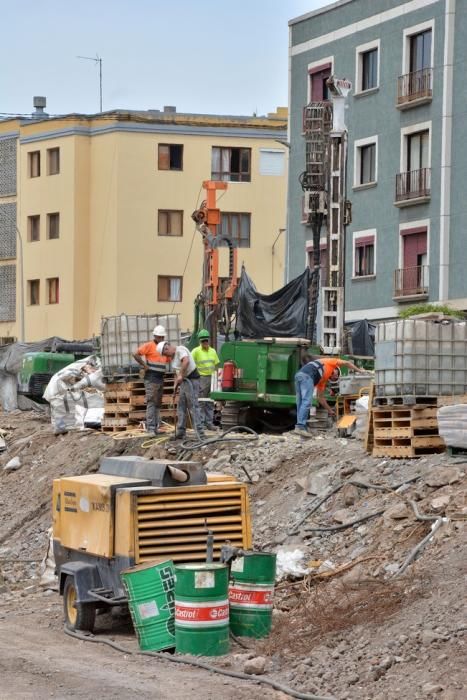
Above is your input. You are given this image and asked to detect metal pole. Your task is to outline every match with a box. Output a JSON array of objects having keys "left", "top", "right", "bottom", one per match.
[
  {"left": 271, "top": 228, "right": 285, "bottom": 290},
  {"left": 99, "top": 57, "right": 103, "bottom": 112},
  {"left": 15, "top": 226, "right": 25, "bottom": 342}
]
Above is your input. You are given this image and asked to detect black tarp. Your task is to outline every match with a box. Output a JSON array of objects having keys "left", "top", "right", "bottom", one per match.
[
  {"left": 235, "top": 267, "right": 313, "bottom": 339},
  {"left": 346, "top": 319, "right": 375, "bottom": 357}
]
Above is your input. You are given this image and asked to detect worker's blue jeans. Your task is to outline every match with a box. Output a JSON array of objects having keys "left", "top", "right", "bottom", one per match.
[{"left": 295, "top": 371, "right": 313, "bottom": 429}]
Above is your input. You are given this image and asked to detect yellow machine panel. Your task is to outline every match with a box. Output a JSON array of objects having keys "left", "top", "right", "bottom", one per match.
[
  {"left": 114, "top": 482, "right": 252, "bottom": 563},
  {"left": 53, "top": 474, "right": 148, "bottom": 557}
]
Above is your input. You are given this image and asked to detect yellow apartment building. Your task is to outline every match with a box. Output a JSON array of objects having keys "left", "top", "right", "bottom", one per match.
[{"left": 0, "top": 105, "right": 288, "bottom": 342}]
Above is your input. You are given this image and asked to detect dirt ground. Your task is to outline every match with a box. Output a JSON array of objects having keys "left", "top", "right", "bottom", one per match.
[{"left": 0, "top": 410, "right": 466, "bottom": 699}]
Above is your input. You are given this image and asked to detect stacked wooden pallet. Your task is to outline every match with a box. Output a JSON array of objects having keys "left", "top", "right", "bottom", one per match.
[
  {"left": 372, "top": 402, "right": 445, "bottom": 458},
  {"left": 102, "top": 373, "right": 177, "bottom": 432}
]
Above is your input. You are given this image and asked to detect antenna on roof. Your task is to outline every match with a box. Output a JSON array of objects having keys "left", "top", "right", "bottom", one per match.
[{"left": 77, "top": 54, "right": 103, "bottom": 112}]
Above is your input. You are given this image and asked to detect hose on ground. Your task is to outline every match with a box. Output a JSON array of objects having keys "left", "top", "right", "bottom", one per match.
[
  {"left": 289, "top": 475, "right": 421, "bottom": 535},
  {"left": 180, "top": 425, "right": 259, "bottom": 451},
  {"left": 392, "top": 500, "right": 446, "bottom": 578},
  {"left": 64, "top": 627, "right": 334, "bottom": 700}
]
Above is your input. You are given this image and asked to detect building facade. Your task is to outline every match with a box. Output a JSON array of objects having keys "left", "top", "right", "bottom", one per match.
[
  {"left": 0, "top": 106, "right": 287, "bottom": 341},
  {"left": 288, "top": 0, "right": 462, "bottom": 326}
]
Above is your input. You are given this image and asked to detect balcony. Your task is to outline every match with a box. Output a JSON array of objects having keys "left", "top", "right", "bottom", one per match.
[
  {"left": 394, "top": 265, "right": 429, "bottom": 300},
  {"left": 397, "top": 68, "right": 432, "bottom": 109},
  {"left": 395, "top": 168, "right": 431, "bottom": 207}
]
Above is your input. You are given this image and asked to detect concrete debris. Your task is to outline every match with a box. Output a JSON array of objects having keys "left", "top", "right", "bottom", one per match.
[
  {"left": 385, "top": 502, "right": 410, "bottom": 520},
  {"left": 4, "top": 456, "right": 21, "bottom": 471},
  {"left": 332, "top": 509, "right": 349, "bottom": 523},
  {"left": 424, "top": 467, "right": 462, "bottom": 488},
  {"left": 430, "top": 494, "right": 451, "bottom": 511},
  {"left": 243, "top": 656, "right": 267, "bottom": 675},
  {"left": 341, "top": 483, "right": 359, "bottom": 506}
]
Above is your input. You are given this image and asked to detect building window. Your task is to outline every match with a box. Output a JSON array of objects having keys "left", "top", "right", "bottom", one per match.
[
  {"left": 158, "top": 144, "right": 183, "bottom": 171},
  {"left": 407, "top": 130, "right": 430, "bottom": 172},
  {"left": 410, "top": 29, "right": 432, "bottom": 73},
  {"left": 47, "top": 212, "right": 60, "bottom": 239},
  {"left": 308, "top": 61, "right": 332, "bottom": 102},
  {"left": 28, "top": 279, "right": 40, "bottom": 305},
  {"left": 361, "top": 49, "right": 378, "bottom": 91},
  {"left": 47, "top": 147, "right": 60, "bottom": 175},
  {"left": 47, "top": 277, "right": 59, "bottom": 304},
  {"left": 396, "top": 124, "right": 431, "bottom": 202},
  {"left": 212, "top": 147, "right": 251, "bottom": 182},
  {"left": 354, "top": 234, "right": 375, "bottom": 277},
  {"left": 219, "top": 212, "right": 251, "bottom": 248},
  {"left": 394, "top": 225, "right": 429, "bottom": 298},
  {"left": 398, "top": 22, "right": 433, "bottom": 105},
  {"left": 158, "top": 210, "right": 183, "bottom": 236},
  {"left": 28, "top": 151, "right": 41, "bottom": 178},
  {"left": 27, "top": 215, "right": 40, "bottom": 242},
  {"left": 355, "top": 41, "right": 379, "bottom": 94},
  {"left": 354, "top": 137, "right": 377, "bottom": 187},
  {"left": 158, "top": 275, "right": 182, "bottom": 302}
]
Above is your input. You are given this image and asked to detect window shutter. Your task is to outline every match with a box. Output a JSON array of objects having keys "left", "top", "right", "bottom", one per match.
[{"left": 259, "top": 150, "right": 285, "bottom": 176}]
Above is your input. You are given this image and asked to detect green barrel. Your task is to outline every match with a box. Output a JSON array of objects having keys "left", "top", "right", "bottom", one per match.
[
  {"left": 229, "top": 551, "right": 277, "bottom": 638},
  {"left": 121, "top": 560, "right": 175, "bottom": 651},
  {"left": 174, "top": 563, "right": 229, "bottom": 656},
  {"left": 230, "top": 551, "right": 277, "bottom": 584}
]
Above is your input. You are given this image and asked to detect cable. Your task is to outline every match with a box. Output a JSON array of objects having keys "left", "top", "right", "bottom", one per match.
[
  {"left": 170, "top": 183, "right": 204, "bottom": 314},
  {"left": 64, "top": 627, "right": 333, "bottom": 700}
]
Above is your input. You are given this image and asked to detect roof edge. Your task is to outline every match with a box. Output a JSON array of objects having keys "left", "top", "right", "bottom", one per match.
[{"left": 289, "top": 0, "right": 354, "bottom": 27}]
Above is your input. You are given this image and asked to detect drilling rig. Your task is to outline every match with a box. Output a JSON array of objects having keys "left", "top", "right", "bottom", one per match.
[
  {"left": 191, "top": 181, "right": 239, "bottom": 348},
  {"left": 301, "top": 76, "right": 352, "bottom": 354}
]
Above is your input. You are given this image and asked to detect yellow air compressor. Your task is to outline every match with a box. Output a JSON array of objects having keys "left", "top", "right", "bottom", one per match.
[{"left": 53, "top": 456, "right": 251, "bottom": 632}]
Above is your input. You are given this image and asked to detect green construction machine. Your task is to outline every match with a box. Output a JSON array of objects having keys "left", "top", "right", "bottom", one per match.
[
  {"left": 211, "top": 338, "right": 314, "bottom": 430},
  {"left": 210, "top": 338, "right": 374, "bottom": 431}
]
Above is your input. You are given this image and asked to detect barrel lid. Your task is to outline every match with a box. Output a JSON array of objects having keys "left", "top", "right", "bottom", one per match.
[
  {"left": 241, "top": 550, "right": 276, "bottom": 558},
  {"left": 175, "top": 563, "right": 227, "bottom": 571}
]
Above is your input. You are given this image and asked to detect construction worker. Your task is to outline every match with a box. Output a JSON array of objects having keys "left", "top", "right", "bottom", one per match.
[
  {"left": 157, "top": 341, "right": 205, "bottom": 441},
  {"left": 294, "top": 356, "right": 365, "bottom": 438},
  {"left": 191, "top": 329, "right": 220, "bottom": 430},
  {"left": 133, "top": 325, "right": 169, "bottom": 435}
]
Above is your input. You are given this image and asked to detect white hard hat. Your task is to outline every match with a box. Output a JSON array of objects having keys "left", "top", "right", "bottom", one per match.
[
  {"left": 157, "top": 341, "right": 168, "bottom": 355},
  {"left": 153, "top": 325, "right": 166, "bottom": 336}
]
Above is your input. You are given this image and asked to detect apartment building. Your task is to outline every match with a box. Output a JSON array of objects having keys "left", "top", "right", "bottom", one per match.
[
  {"left": 288, "top": 0, "right": 462, "bottom": 325},
  {"left": 0, "top": 105, "right": 287, "bottom": 341}
]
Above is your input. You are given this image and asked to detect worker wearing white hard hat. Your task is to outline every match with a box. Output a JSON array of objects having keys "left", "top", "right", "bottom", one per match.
[
  {"left": 157, "top": 342, "right": 205, "bottom": 441},
  {"left": 132, "top": 325, "right": 168, "bottom": 435}
]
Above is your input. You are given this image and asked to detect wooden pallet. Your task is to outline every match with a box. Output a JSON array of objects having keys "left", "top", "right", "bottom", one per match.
[
  {"left": 104, "top": 375, "right": 177, "bottom": 426},
  {"left": 371, "top": 404, "right": 445, "bottom": 458},
  {"left": 374, "top": 395, "right": 438, "bottom": 406},
  {"left": 101, "top": 424, "right": 129, "bottom": 433}
]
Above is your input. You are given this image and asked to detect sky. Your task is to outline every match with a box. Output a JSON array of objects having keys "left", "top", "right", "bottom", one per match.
[{"left": 0, "top": 0, "right": 331, "bottom": 118}]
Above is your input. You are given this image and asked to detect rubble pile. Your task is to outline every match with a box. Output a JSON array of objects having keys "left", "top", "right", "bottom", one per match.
[{"left": 0, "top": 412, "right": 465, "bottom": 699}]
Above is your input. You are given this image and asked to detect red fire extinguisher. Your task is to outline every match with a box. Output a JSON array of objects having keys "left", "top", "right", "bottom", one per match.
[{"left": 221, "top": 361, "right": 236, "bottom": 391}]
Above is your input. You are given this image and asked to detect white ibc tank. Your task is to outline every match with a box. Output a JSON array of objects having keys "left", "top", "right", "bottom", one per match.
[
  {"left": 375, "top": 319, "right": 467, "bottom": 397},
  {"left": 101, "top": 314, "right": 181, "bottom": 378}
]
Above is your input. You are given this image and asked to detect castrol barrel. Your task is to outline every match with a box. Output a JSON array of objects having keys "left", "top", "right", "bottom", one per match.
[
  {"left": 229, "top": 551, "right": 276, "bottom": 638},
  {"left": 174, "top": 563, "right": 229, "bottom": 656},
  {"left": 121, "top": 559, "right": 175, "bottom": 651}
]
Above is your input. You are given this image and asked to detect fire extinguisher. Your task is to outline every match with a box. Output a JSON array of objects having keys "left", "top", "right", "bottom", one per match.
[{"left": 221, "top": 360, "right": 236, "bottom": 391}]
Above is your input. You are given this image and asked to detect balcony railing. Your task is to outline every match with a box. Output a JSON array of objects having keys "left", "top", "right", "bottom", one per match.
[
  {"left": 397, "top": 67, "right": 432, "bottom": 105},
  {"left": 395, "top": 168, "right": 431, "bottom": 203},
  {"left": 394, "top": 265, "right": 429, "bottom": 299}
]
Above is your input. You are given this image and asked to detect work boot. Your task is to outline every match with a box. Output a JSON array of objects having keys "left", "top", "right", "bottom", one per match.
[{"left": 294, "top": 427, "right": 313, "bottom": 438}]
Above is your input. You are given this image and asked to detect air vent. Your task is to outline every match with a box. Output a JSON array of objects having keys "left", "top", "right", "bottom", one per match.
[{"left": 136, "top": 483, "right": 250, "bottom": 563}]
